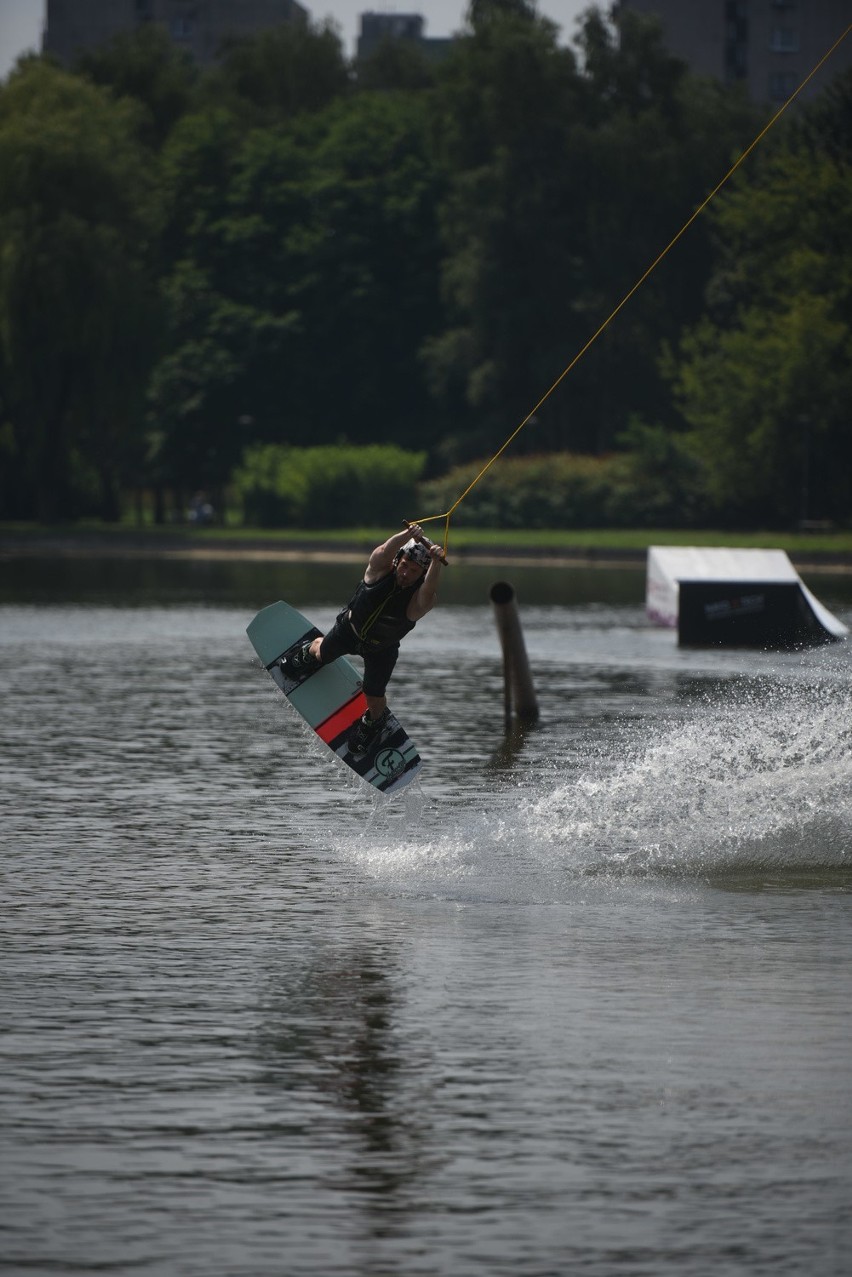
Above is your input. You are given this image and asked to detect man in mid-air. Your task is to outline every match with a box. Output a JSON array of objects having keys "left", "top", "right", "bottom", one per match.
[{"left": 284, "top": 524, "right": 445, "bottom": 754}]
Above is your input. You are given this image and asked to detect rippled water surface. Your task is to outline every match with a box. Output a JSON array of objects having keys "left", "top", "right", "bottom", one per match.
[{"left": 2, "top": 559, "right": 852, "bottom": 1276}]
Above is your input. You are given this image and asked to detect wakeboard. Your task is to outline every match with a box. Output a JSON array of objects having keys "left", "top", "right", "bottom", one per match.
[{"left": 246, "top": 600, "right": 422, "bottom": 796}]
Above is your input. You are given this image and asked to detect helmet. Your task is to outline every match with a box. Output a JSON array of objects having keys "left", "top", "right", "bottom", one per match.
[{"left": 398, "top": 538, "right": 430, "bottom": 570}]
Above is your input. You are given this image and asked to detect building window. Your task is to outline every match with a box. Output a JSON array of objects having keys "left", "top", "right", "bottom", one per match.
[
  {"left": 392, "top": 16, "right": 421, "bottom": 38},
  {"left": 724, "top": 0, "right": 748, "bottom": 83},
  {"left": 770, "top": 28, "right": 799, "bottom": 53},
  {"left": 769, "top": 71, "right": 798, "bottom": 100},
  {"left": 172, "top": 17, "right": 194, "bottom": 39}
]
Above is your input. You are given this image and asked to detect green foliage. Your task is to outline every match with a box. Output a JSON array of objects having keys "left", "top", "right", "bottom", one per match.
[
  {"left": 203, "top": 20, "right": 350, "bottom": 125},
  {"left": 1, "top": 15, "right": 848, "bottom": 529},
  {"left": 424, "top": 4, "right": 760, "bottom": 461},
  {"left": 356, "top": 38, "right": 437, "bottom": 92},
  {"left": 75, "top": 24, "right": 199, "bottom": 148},
  {"left": 605, "top": 420, "right": 709, "bottom": 527},
  {"left": 668, "top": 91, "right": 852, "bottom": 527},
  {"left": 151, "top": 89, "right": 442, "bottom": 487},
  {"left": 418, "top": 431, "right": 710, "bottom": 530},
  {"left": 234, "top": 444, "right": 427, "bottom": 527},
  {"left": 424, "top": 7, "right": 583, "bottom": 455},
  {"left": 0, "top": 59, "right": 161, "bottom": 520},
  {"left": 418, "top": 454, "right": 607, "bottom": 528},
  {"left": 467, "top": 0, "right": 539, "bottom": 31},
  {"left": 417, "top": 451, "right": 659, "bottom": 529}
]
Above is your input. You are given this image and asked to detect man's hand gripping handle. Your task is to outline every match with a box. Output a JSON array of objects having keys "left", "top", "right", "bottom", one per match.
[{"left": 403, "top": 521, "right": 449, "bottom": 565}]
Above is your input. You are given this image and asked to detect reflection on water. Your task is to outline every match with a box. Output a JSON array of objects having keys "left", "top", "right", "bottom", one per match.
[
  {"left": 1, "top": 557, "right": 851, "bottom": 1277},
  {"left": 257, "top": 930, "right": 436, "bottom": 1218},
  {"left": 0, "top": 552, "right": 651, "bottom": 609},
  {"left": 3, "top": 551, "right": 851, "bottom": 612}
]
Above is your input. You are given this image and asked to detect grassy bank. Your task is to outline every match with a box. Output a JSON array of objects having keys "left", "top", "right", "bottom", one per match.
[{"left": 2, "top": 521, "right": 852, "bottom": 558}]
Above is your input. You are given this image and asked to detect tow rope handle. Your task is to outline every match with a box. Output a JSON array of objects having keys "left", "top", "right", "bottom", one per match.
[{"left": 403, "top": 521, "right": 449, "bottom": 565}]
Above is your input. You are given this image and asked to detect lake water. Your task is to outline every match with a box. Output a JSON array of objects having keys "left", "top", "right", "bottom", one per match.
[{"left": 2, "top": 557, "right": 852, "bottom": 1277}]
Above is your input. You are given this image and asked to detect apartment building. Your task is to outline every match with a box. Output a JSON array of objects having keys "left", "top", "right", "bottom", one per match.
[
  {"left": 617, "top": 0, "right": 852, "bottom": 102},
  {"left": 44, "top": 0, "right": 309, "bottom": 67},
  {"left": 356, "top": 12, "right": 453, "bottom": 63}
]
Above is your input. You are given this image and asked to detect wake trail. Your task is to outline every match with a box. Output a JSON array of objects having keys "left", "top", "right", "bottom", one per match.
[{"left": 344, "top": 671, "right": 852, "bottom": 888}]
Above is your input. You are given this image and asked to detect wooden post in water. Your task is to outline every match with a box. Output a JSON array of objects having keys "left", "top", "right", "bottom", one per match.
[{"left": 490, "top": 582, "right": 539, "bottom": 729}]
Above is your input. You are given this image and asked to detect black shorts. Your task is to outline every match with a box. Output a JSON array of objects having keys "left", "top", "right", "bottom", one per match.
[{"left": 319, "top": 609, "right": 400, "bottom": 698}]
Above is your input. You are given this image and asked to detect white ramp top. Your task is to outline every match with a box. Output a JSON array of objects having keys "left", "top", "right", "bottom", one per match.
[{"left": 646, "top": 545, "right": 848, "bottom": 638}]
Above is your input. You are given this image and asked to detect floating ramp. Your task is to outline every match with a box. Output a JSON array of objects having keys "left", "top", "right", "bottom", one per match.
[{"left": 646, "top": 546, "right": 848, "bottom": 648}]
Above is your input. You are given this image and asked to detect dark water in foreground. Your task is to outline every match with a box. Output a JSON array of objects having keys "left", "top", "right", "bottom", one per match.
[{"left": 2, "top": 560, "right": 851, "bottom": 1276}]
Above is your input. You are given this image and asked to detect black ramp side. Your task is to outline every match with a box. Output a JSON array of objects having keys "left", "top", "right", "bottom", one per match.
[{"left": 677, "top": 580, "right": 836, "bottom": 648}]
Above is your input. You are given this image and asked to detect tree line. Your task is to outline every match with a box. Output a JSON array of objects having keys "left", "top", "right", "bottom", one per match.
[{"left": 0, "top": 0, "right": 849, "bottom": 529}]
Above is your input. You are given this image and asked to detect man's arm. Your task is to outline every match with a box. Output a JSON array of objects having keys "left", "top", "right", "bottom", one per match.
[
  {"left": 364, "top": 525, "right": 425, "bottom": 584},
  {"left": 407, "top": 546, "right": 443, "bottom": 621}
]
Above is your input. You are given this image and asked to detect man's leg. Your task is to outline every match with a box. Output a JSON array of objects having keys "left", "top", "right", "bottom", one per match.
[
  {"left": 364, "top": 694, "right": 387, "bottom": 721},
  {"left": 361, "top": 646, "right": 398, "bottom": 718},
  {"left": 346, "top": 647, "right": 399, "bottom": 752},
  {"left": 314, "top": 611, "right": 357, "bottom": 665},
  {"left": 288, "top": 613, "right": 352, "bottom": 675}
]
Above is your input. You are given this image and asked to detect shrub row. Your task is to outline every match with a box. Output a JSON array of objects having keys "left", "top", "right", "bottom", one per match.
[
  {"left": 418, "top": 442, "right": 708, "bottom": 530},
  {"left": 233, "top": 443, "right": 427, "bottom": 528},
  {"left": 233, "top": 438, "right": 708, "bottom": 530}
]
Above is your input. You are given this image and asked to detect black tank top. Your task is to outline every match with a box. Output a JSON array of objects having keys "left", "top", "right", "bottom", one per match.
[{"left": 348, "top": 572, "right": 420, "bottom": 647}]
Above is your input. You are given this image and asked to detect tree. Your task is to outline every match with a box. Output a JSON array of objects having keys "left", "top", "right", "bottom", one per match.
[
  {"left": 356, "top": 37, "right": 437, "bottom": 93},
  {"left": 467, "top": 0, "right": 539, "bottom": 30},
  {"left": 0, "top": 59, "right": 161, "bottom": 521},
  {"left": 280, "top": 93, "right": 442, "bottom": 445},
  {"left": 202, "top": 19, "right": 350, "bottom": 126},
  {"left": 151, "top": 88, "right": 443, "bottom": 502},
  {"left": 422, "top": 3, "right": 759, "bottom": 466},
  {"left": 669, "top": 94, "right": 852, "bottom": 526},
  {"left": 75, "top": 24, "right": 199, "bottom": 149},
  {"left": 148, "top": 107, "right": 298, "bottom": 507},
  {"left": 423, "top": 5, "right": 583, "bottom": 462}
]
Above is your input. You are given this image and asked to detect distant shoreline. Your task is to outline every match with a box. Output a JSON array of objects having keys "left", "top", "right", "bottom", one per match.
[
  {"left": 0, "top": 529, "right": 647, "bottom": 569},
  {"left": 1, "top": 529, "right": 850, "bottom": 574}
]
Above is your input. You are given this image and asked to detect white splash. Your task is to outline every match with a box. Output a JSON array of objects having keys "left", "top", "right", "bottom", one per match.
[
  {"left": 343, "top": 671, "right": 852, "bottom": 887},
  {"left": 525, "top": 676, "right": 852, "bottom": 875}
]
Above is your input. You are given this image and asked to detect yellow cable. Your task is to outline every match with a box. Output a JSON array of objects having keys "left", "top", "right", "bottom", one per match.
[{"left": 414, "top": 22, "right": 851, "bottom": 556}]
